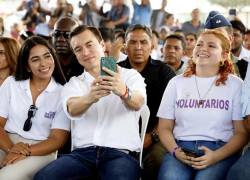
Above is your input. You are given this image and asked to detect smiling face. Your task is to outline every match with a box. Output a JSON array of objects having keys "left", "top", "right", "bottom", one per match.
[
  {"left": 193, "top": 34, "right": 224, "bottom": 68},
  {"left": 28, "top": 45, "right": 55, "bottom": 81},
  {"left": 70, "top": 29, "right": 105, "bottom": 72}
]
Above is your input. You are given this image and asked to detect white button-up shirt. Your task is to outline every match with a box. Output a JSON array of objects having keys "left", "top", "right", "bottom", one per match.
[
  {"left": 62, "top": 67, "right": 146, "bottom": 152},
  {"left": 0, "top": 76, "right": 70, "bottom": 140}
]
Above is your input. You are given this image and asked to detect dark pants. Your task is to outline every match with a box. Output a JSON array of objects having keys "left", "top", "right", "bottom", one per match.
[
  {"left": 142, "top": 141, "right": 166, "bottom": 180},
  {"left": 34, "top": 146, "right": 140, "bottom": 180},
  {"left": 227, "top": 147, "right": 250, "bottom": 180}
]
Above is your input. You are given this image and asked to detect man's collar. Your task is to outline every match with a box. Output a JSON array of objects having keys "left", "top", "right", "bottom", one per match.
[{"left": 239, "top": 46, "right": 250, "bottom": 62}]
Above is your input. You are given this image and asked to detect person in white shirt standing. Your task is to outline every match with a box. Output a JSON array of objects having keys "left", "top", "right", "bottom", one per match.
[
  {"left": 0, "top": 36, "right": 70, "bottom": 180},
  {"left": 157, "top": 30, "right": 248, "bottom": 180},
  {"left": 34, "top": 25, "right": 146, "bottom": 180}
]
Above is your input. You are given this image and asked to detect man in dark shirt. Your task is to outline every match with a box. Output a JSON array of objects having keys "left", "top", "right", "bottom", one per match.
[
  {"left": 119, "top": 24, "right": 175, "bottom": 180},
  {"left": 52, "top": 16, "right": 84, "bottom": 155},
  {"left": 52, "top": 16, "right": 83, "bottom": 81}
]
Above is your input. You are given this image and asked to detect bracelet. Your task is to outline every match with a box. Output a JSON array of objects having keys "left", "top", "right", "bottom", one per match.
[
  {"left": 120, "top": 86, "right": 128, "bottom": 100},
  {"left": 26, "top": 144, "right": 31, "bottom": 156},
  {"left": 172, "top": 146, "right": 179, "bottom": 158}
]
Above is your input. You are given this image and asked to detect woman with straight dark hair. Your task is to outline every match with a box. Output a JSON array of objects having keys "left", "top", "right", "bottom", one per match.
[
  {"left": 0, "top": 36, "right": 69, "bottom": 180},
  {"left": 0, "top": 37, "right": 20, "bottom": 86}
]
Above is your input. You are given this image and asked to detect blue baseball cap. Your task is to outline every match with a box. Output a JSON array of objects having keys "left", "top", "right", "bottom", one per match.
[{"left": 205, "top": 11, "right": 232, "bottom": 29}]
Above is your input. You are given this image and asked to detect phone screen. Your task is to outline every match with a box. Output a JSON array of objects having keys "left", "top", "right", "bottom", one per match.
[
  {"left": 100, "top": 57, "right": 117, "bottom": 76},
  {"left": 181, "top": 147, "right": 199, "bottom": 157}
]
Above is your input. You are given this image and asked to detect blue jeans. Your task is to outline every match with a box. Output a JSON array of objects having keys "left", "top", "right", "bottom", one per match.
[
  {"left": 227, "top": 147, "right": 250, "bottom": 180},
  {"left": 34, "top": 146, "right": 140, "bottom": 180},
  {"left": 158, "top": 140, "right": 239, "bottom": 180}
]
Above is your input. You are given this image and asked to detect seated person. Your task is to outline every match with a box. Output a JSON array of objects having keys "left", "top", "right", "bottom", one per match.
[
  {"left": 34, "top": 25, "right": 146, "bottom": 180},
  {"left": 0, "top": 36, "right": 70, "bottom": 180},
  {"left": 158, "top": 30, "right": 248, "bottom": 180}
]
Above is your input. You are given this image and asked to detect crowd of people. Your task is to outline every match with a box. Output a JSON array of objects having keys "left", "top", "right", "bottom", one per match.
[{"left": 0, "top": 0, "right": 250, "bottom": 180}]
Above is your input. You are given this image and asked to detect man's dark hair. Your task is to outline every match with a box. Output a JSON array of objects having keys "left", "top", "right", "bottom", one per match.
[
  {"left": 98, "top": 27, "right": 115, "bottom": 42},
  {"left": 165, "top": 13, "right": 173, "bottom": 20},
  {"left": 164, "top": 34, "right": 186, "bottom": 49},
  {"left": 125, "top": 24, "right": 152, "bottom": 40},
  {"left": 185, "top": 32, "right": 197, "bottom": 40},
  {"left": 15, "top": 36, "right": 66, "bottom": 85},
  {"left": 152, "top": 30, "right": 159, "bottom": 39},
  {"left": 70, "top": 25, "right": 103, "bottom": 42},
  {"left": 230, "top": 20, "right": 246, "bottom": 34},
  {"left": 244, "top": 29, "right": 250, "bottom": 35}
]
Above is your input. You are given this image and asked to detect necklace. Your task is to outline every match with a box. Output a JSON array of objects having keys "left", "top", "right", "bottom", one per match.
[{"left": 194, "top": 75, "right": 216, "bottom": 107}]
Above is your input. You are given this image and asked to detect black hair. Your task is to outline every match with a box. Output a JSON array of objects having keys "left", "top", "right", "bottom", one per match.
[
  {"left": 230, "top": 20, "right": 246, "bottom": 34},
  {"left": 164, "top": 34, "right": 186, "bottom": 49},
  {"left": 15, "top": 36, "right": 66, "bottom": 85},
  {"left": 19, "top": 30, "right": 34, "bottom": 41},
  {"left": 185, "top": 32, "right": 197, "bottom": 40},
  {"left": 98, "top": 27, "right": 115, "bottom": 42},
  {"left": 165, "top": 13, "right": 174, "bottom": 20},
  {"left": 245, "top": 29, "right": 250, "bottom": 35},
  {"left": 125, "top": 24, "right": 152, "bottom": 40}
]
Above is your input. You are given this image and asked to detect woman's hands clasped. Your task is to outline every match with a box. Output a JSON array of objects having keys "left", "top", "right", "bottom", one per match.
[{"left": 175, "top": 146, "right": 219, "bottom": 169}]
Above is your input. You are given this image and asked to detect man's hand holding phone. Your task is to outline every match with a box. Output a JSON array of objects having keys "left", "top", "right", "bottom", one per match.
[
  {"left": 88, "top": 78, "right": 111, "bottom": 103},
  {"left": 100, "top": 57, "right": 127, "bottom": 97}
]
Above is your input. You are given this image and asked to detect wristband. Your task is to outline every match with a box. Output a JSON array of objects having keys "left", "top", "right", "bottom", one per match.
[
  {"left": 120, "top": 86, "right": 130, "bottom": 100},
  {"left": 27, "top": 145, "right": 31, "bottom": 156},
  {"left": 120, "top": 86, "right": 128, "bottom": 99},
  {"left": 172, "top": 146, "right": 179, "bottom": 158}
]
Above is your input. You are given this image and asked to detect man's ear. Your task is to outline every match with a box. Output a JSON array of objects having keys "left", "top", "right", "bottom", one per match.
[
  {"left": 124, "top": 43, "right": 128, "bottom": 54},
  {"left": 100, "top": 40, "right": 106, "bottom": 51},
  {"left": 151, "top": 42, "right": 154, "bottom": 51}
]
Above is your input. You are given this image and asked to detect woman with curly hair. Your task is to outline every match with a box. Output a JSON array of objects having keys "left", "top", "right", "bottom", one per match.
[{"left": 157, "top": 30, "right": 248, "bottom": 180}]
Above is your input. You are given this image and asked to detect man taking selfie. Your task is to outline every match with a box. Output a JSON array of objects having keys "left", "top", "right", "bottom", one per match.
[{"left": 34, "top": 25, "right": 146, "bottom": 180}]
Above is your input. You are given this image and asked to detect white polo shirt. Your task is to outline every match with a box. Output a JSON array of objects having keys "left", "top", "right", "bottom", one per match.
[
  {"left": 62, "top": 67, "right": 146, "bottom": 152},
  {"left": 0, "top": 76, "right": 70, "bottom": 141}
]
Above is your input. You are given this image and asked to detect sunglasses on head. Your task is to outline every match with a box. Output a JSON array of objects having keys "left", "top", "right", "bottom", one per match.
[
  {"left": 52, "top": 30, "right": 71, "bottom": 39},
  {"left": 23, "top": 105, "right": 38, "bottom": 131}
]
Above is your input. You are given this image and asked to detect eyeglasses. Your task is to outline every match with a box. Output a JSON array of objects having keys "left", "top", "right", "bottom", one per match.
[
  {"left": 23, "top": 105, "right": 38, "bottom": 131},
  {"left": 52, "top": 30, "right": 71, "bottom": 39}
]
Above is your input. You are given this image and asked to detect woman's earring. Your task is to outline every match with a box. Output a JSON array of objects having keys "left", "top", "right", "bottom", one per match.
[
  {"left": 220, "top": 60, "right": 224, "bottom": 66},
  {"left": 190, "top": 56, "right": 196, "bottom": 64}
]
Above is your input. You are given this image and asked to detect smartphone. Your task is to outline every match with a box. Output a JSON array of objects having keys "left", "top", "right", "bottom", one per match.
[
  {"left": 181, "top": 147, "right": 199, "bottom": 158},
  {"left": 229, "top": 9, "right": 236, "bottom": 16},
  {"left": 100, "top": 57, "right": 117, "bottom": 76}
]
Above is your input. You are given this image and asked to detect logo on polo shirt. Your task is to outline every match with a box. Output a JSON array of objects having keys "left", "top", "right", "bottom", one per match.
[{"left": 44, "top": 111, "right": 56, "bottom": 119}]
